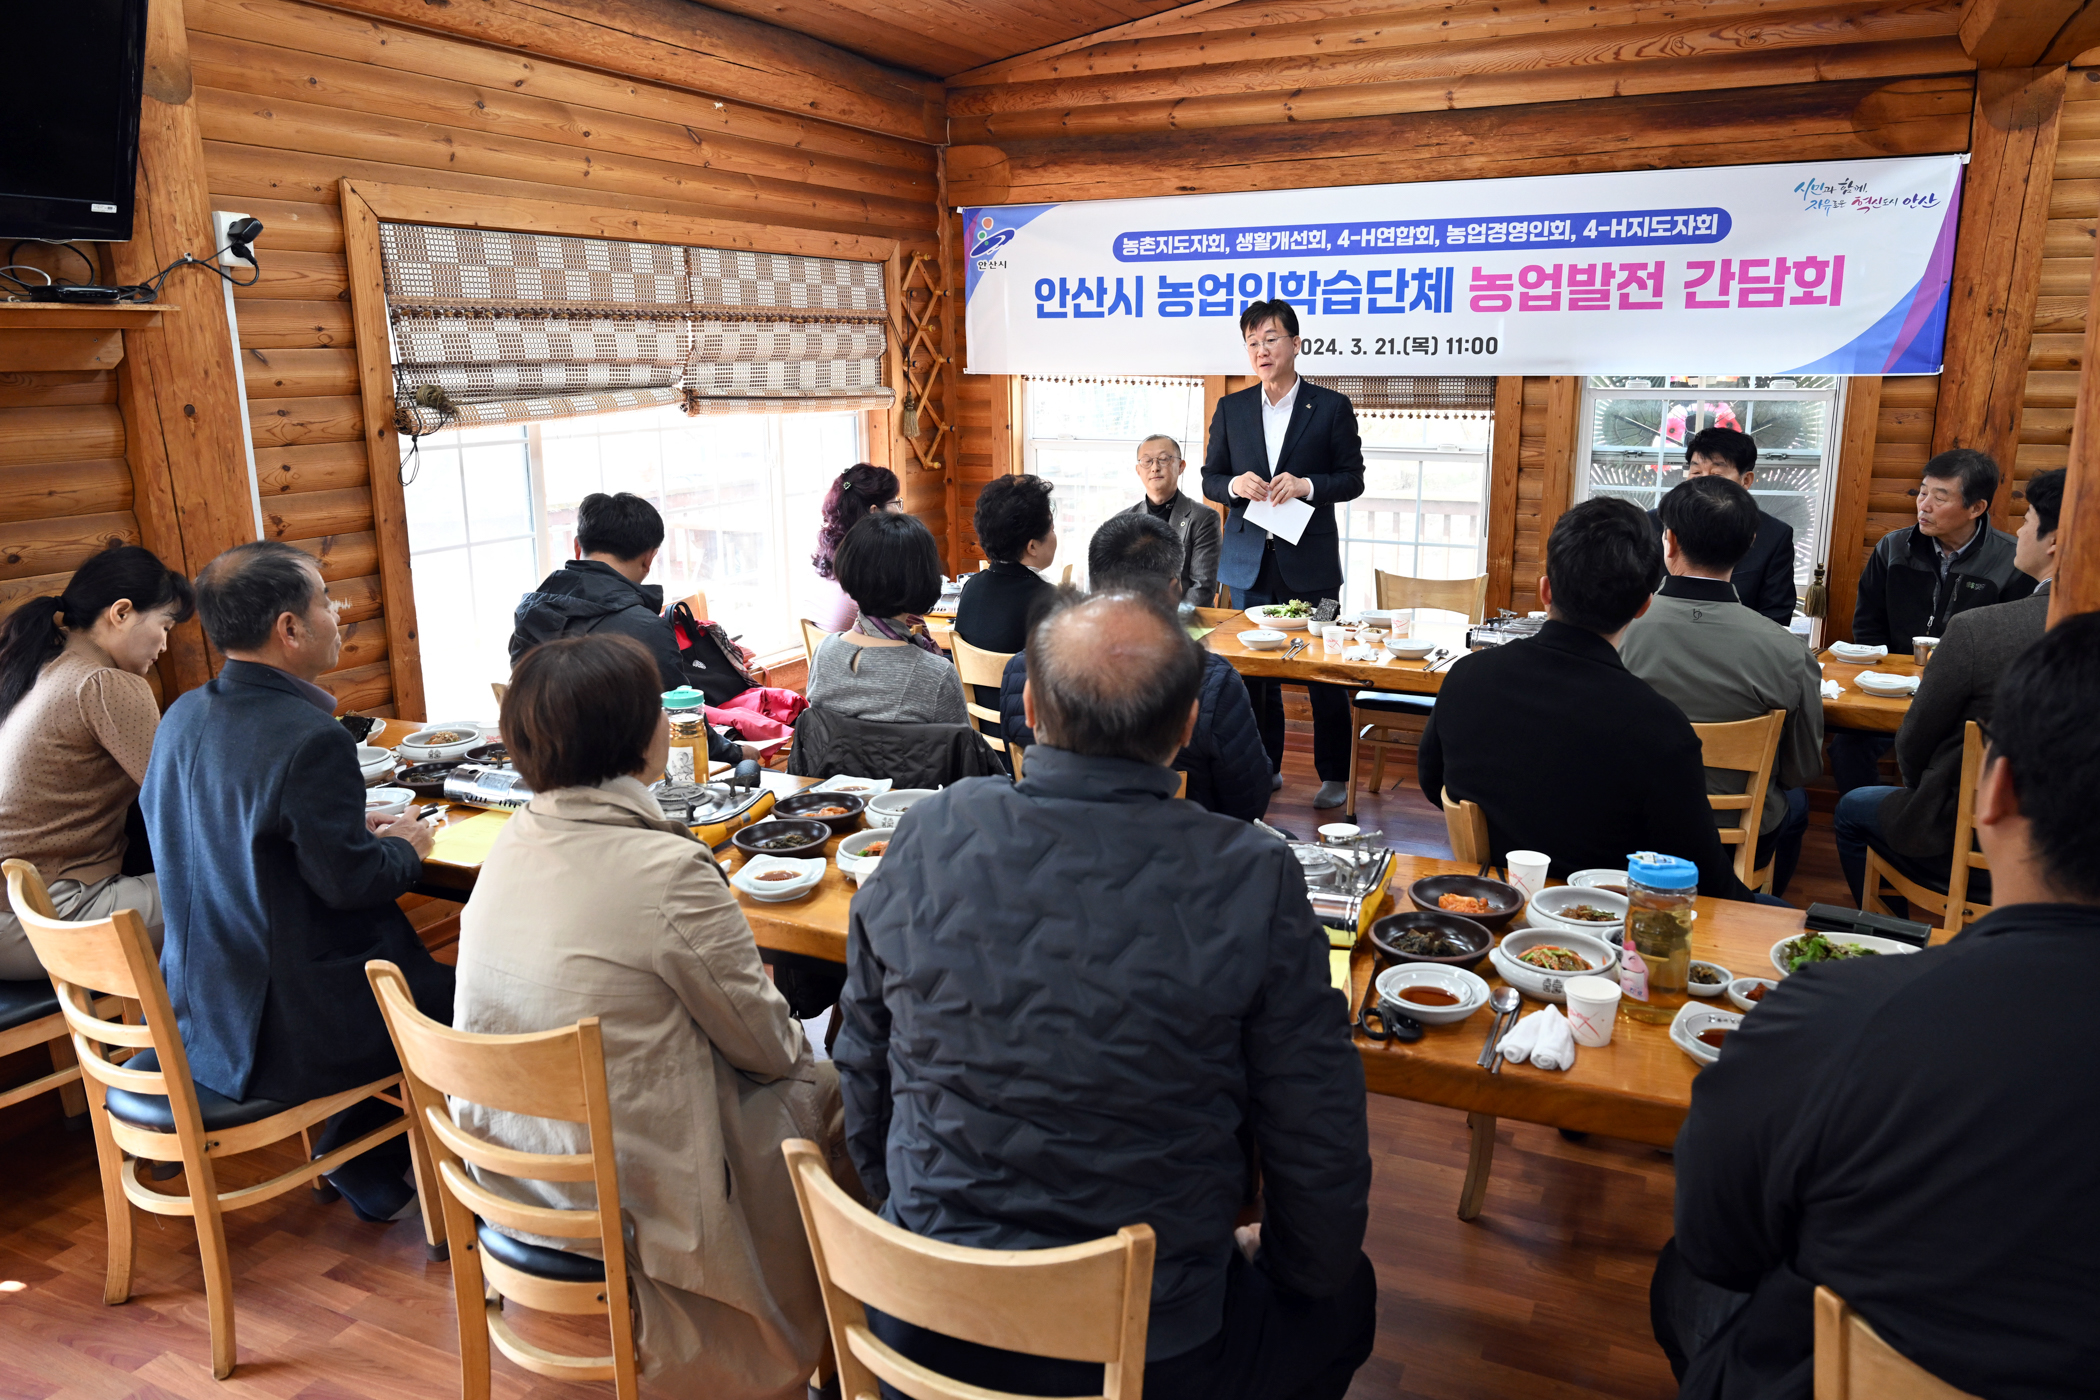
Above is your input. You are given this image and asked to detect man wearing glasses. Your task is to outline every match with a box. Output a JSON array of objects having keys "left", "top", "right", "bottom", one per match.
[{"left": 1122, "top": 434, "right": 1221, "bottom": 607}]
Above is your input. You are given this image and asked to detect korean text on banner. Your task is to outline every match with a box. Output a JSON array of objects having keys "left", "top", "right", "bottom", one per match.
[{"left": 961, "top": 156, "right": 1962, "bottom": 378}]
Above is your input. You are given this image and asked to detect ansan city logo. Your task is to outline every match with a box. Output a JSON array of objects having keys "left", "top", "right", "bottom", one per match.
[{"left": 970, "top": 214, "right": 1015, "bottom": 268}]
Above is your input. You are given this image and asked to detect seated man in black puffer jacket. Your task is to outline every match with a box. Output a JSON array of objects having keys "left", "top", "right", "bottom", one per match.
[
  {"left": 838, "top": 586, "right": 1374, "bottom": 1400},
  {"left": 998, "top": 513, "right": 1269, "bottom": 821}
]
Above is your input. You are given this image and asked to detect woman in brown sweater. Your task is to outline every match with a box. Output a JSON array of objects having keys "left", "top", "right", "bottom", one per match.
[{"left": 0, "top": 544, "right": 194, "bottom": 978}]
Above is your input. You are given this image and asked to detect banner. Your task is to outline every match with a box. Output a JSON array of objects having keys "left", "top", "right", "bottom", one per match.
[{"left": 963, "top": 156, "right": 1962, "bottom": 378}]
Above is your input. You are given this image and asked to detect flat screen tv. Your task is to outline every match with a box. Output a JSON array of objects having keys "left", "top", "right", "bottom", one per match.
[{"left": 0, "top": 1, "right": 149, "bottom": 243}]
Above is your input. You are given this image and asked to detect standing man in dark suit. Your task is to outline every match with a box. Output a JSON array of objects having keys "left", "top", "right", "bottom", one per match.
[
  {"left": 1123, "top": 434, "right": 1221, "bottom": 606},
  {"left": 1202, "top": 300, "right": 1366, "bottom": 809},
  {"left": 1645, "top": 427, "right": 1799, "bottom": 627},
  {"left": 144, "top": 541, "right": 451, "bottom": 1223}
]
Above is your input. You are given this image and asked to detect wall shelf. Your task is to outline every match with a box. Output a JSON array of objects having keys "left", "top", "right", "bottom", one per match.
[{"left": 0, "top": 303, "right": 176, "bottom": 330}]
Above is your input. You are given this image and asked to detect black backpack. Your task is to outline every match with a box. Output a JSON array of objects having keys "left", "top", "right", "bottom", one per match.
[{"left": 667, "top": 601, "right": 761, "bottom": 706}]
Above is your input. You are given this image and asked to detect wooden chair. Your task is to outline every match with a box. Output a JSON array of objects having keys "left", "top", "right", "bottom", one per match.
[
  {"left": 1441, "top": 789, "right": 1490, "bottom": 866},
  {"left": 4, "top": 859, "right": 439, "bottom": 1380},
  {"left": 782, "top": 1138, "right": 1156, "bottom": 1400},
  {"left": 801, "top": 618, "right": 833, "bottom": 669},
  {"left": 1060, "top": 563, "right": 1074, "bottom": 587},
  {"left": 948, "top": 634, "right": 1014, "bottom": 755},
  {"left": 1344, "top": 570, "right": 1490, "bottom": 817},
  {"left": 1814, "top": 1286, "right": 1980, "bottom": 1400},
  {"left": 1690, "top": 709, "right": 1786, "bottom": 892},
  {"left": 491, "top": 680, "right": 508, "bottom": 709},
  {"left": 0, "top": 863, "right": 103, "bottom": 1118},
  {"left": 367, "top": 960, "right": 640, "bottom": 1400},
  {"left": 1864, "top": 721, "right": 1992, "bottom": 933}
]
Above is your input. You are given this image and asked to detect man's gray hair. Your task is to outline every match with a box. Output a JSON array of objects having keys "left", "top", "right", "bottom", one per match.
[
  {"left": 1028, "top": 589, "right": 1203, "bottom": 767},
  {"left": 1138, "top": 434, "right": 1183, "bottom": 459},
  {"left": 196, "top": 541, "right": 323, "bottom": 653}
]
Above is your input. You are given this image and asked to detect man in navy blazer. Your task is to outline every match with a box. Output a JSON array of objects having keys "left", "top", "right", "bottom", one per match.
[
  {"left": 1202, "top": 299, "right": 1366, "bottom": 808},
  {"left": 144, "top": 541, "right": 448, "bottom": 1222}
]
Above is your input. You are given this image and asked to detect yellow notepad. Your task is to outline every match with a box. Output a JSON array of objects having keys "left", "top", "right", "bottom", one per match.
[
  {"left": 1329, "top": 949, "right": 1352, "bottom": 994},
  {"left": 1324, "top": 924, "right": 1356, "bottom": 950},
  {"left": 429, "top": 810, "right": 512, "bottom": 867}
]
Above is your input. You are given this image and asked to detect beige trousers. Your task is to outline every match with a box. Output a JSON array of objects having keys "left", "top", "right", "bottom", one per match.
[{"left": 0, "top": 871, "right": 163, "bottom": 980}]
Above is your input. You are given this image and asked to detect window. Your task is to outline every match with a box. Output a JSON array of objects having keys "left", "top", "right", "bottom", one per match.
[
  {"left": 1022, "top": 377, "right": 1490, "bottom": 610},
  {"left": 1578, "top": 375, "right": 1842, "bottom": 594},
  {"left": 403, "top": 403, "right": 860, "bottom": 721}
]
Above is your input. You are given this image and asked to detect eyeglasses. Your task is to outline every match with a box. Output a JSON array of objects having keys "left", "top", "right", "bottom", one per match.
[{"left": 1136, "top": 455, "right": 1180, "bottom": 467}]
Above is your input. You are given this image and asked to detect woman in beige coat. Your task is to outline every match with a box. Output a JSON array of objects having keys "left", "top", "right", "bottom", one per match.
[{"left": 454, "top": 634, "right": 846, "bottom": 1400}]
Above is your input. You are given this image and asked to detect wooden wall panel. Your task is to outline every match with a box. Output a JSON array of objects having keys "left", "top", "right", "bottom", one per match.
[{"left": 182, "top": 0, "right": 940, "bottom": 706}]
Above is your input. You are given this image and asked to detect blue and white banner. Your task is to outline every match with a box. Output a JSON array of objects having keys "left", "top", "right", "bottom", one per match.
[{"left": 963, "top": 156, "right": 1962, "bottom": 378}]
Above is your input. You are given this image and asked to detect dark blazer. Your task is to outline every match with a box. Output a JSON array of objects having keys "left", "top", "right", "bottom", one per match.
[
  {"left": 1121, "top": 490, "right": 1222, "bottom": 605},
  {"left": 142, "top": 661, "right": 451, "bottom": 1103},
  {"left": 1878, "top": 585, "right": 2050, "bottom": 857},
  {"left": 1670, "top": 903, "right": 2100, "bottom": 1400},
  {"left": 835, "top": 746, "right": 1368, "bottom": 1360},
  {"left": 953, "top": 560, "right": 1055, "bottom": 656},
  {"left": 1201, "top": 380, "right": 1365, "bottom": 597},
  {"left": 1417, "top": 622, "right": 1752, "bottom": 900},
  {"left": 998, "top": 649, "right": 1270, "bottom": 822},
  {"left": 1648, "top": 506, "right": 1798, "bottom": 626}
]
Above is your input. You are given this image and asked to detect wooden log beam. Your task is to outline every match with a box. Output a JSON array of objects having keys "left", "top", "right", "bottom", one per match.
[
  {"left": 947, "top": 0, "right": 1254, "bottom": 87},
  {"left": 1826, "top": 377, "right": 1884, "bottom": 645},
  {"left": 2052, "top": 198, "right": 2100, "bottom": 625},
  {"left": 301, "top": 0, "right": 943, "bottom": 146},
  {"left": 1932, "top": 65, "right": 2067, "bottom": 529},
  {"left": 949, "top": 0, "right": 1962, "bottom": 108},
  {"left": 946, "top": 76, "right": 1975, "bottom": 206},
  {"left": 1485, "top": 377, "right": 1524, "bottom": 615},
  {"left": 1958, "top": 0, "right": 2100, "bottom": 68}
]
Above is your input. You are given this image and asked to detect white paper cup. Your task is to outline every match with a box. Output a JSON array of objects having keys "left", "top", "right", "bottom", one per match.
[
  {"left": 1322, "top": 623, "right": 1345, "bottom": 653},
  {"left": 1506, "top": 850, "right": 1551, "bottom": 902},
  {"left": 1318, "top": 823, "right": 1360, "bottom": 845},
  {"left": 1564, "top": 976, "right": 1622, "bottom": 1047}
]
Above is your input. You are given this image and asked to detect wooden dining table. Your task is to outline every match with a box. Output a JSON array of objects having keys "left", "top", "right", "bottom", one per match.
[
  {"left": 1816, "top": 647, "right": 1921, "bottom": 734},
  {"left": 373, "top": 717, "right": 1810, "bottom": 1219}
]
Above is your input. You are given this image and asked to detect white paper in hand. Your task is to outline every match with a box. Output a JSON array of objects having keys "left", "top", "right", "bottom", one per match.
[{"left": 1244, "top": 494, "right": 1314, "bottom": 546}]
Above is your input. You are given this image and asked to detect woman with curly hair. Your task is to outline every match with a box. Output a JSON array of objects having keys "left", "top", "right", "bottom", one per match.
[{"left": 809, "top": 463, "right": 901, "bottom": 632}]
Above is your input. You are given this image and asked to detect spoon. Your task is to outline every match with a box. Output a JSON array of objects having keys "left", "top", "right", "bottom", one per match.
[{"left": 1477, "top": 987, "right": 1521, "bottom": 1068}]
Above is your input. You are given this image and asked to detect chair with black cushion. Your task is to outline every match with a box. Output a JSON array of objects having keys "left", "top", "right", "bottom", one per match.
[
  {"left": 1345, "top": 570, "right": 1490, "bottom": 817},
  {"left": 1815, "top": 1286, "right": 1980, "bottom": 1399},
  {"left": 0, "top": 977, "right": 97, "bottom": 1117},
  {"left": 367, "top": 958, "right": 639, "bottom": 1400},
  {"left": 3, "top": 858, "right": 440, "bottom": 1380}
]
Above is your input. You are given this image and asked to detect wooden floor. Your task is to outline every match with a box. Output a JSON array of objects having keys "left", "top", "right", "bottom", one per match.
[{"left": 0, "top": 735, "right": 1863, "bottom": 1400}]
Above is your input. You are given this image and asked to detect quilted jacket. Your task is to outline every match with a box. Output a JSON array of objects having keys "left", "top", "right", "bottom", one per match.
[{"left": 834, "top": 746, "right": 1369, "bottom": 1360}]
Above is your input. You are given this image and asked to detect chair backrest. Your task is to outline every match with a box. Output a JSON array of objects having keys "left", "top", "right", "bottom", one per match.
[
  {"left": 1813, "top": 1286, "right": 1980, "bottom": 1400},
  {"left": 782, "top": 1139, "right": 1155, "bottom": 1400},
  {"left": 800, "top": 618, "right": 833, "bottom": 669},
  {"left": 491, "top": 680, "right": 509, "bottom": 709},
  {"left": 365, "top": 960, "right": 637, "bottom": 1391},
  {"left": 681, "top": 590, "right": 709, "bottom": 622},
  {"left": 1440, "top": 790, "right": 1490, "bottom": 865},
  {"left": 1060, "top": 563, "right": 1074, "bottom": 587},
  {"left": 948, "top": 634, "right": 1014, "bottom": 753},
  {"left": 1689, "top": 709, "right": 1786, "bottom": 886},
  {"left": 1374, "top": 570, "right": 1489, "bottom": 624},
  {"left": 1943, "top": 720, "right": 1990, "bottom": 920},
  {"left": 4, "top": 858, "right": 207, "bottom": 1154}
]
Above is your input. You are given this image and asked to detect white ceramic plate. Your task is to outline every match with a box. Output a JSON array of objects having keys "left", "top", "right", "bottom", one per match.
[
  {"left": 1243, "top": 605, "right": 1312, "bottom": 630},
  {"left": 835, "top": 828, "right": 894, "bottom": 873},
  {"left": 1526, "top": 885, "right": 1629, "bottom": 936},
  {"left": 1387, "top": 639, "right": 1436, "bottom": 659},
  {"left": 1566, "top": 868, "right": 1629, "bottom": 891},
  {"left": 1491, "top": 928, "right": 1620, "bottom": 1002},
  {"left": 865, "top": 789, "right": 937, "bottom": 829},
  {"left": 1856, "top": 671, "right": 1920, "bottom": 697},
  {"left": 731, "top": 855, "right": 825, "bottom": 902},
  {"left": 1830, "top": 642, "right": 1888, "bottom": 662},
  {"left": 1686, "top": 960, "right": 1731, "bottom": 996},
  {"left": 1240, "top": 628, "right": 1290, "bottom": 651},
  {"left": 1770, "top": 931, "right": 1921, "bottom": 978},
  {"left": 1727, "top": 977, "right": 1778, "bottom": 1012},
  {"left": 812, "top": 775, "right": 893, "bottom": 798},
  {"left": 1671, "top": 1002, "right": 1743, "bottom": 1066},
  {"left": 364, "top": 786, "right": 415, "bottom": 818},
  {"left": 1371, "top": 963, "right": 1489, "bottom": 1026}
]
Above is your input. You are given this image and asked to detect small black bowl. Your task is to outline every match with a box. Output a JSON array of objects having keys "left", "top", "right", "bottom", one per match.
[
  {"left": 464, "top": 742, "right": 510, "bottom": 766},
  {"left": 1367, "top": 910, "right": 1493, "bottom": 971},
  {"left": 1407, "top": 874, "right": 1525, "bottom": 933},
  {"left": 773, "top": 790, "right": 867, "bottom": 835},
  {"left": 729, "top": 818, "right": 833, "bottom": 860},
  {"left": 396, "top": 761, "right": 462, "bottom": 801}
]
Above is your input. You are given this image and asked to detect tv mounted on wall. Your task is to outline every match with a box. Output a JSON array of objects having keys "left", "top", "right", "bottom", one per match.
[{"left": 0, "top": 0, "right": 149, "bottom": 243}]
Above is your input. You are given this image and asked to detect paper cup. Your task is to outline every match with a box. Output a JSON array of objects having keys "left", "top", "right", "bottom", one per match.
[
  {"left": 1564, "top": 976, "right": 1622, "bottom": 1047},
  {"left": 1506, "top": 850, "right": 1551, "bottom": 902},
  {"left": 1318, "top": 823, "right": 1361, "bottom": 845},
  {"left": 1322, "top": 623, "right": 1346, "bottom": 653}
]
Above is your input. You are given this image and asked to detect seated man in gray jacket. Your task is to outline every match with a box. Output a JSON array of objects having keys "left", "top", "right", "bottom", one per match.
[
  {"left": 1621, "top": 476, "right": 1823, "bottom": 897},
  {"left": 835, "top": 588, "right": 1375, "bottom": 1400}
]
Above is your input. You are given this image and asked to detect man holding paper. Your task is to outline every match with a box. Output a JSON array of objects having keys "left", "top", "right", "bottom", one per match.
[{"left": 1202, "top": 299, "right": 1366, "bottom": 807}]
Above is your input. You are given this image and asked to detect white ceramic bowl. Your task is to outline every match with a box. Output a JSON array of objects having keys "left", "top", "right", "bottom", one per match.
[
  {"left": 731, "top": 856, "right": 825, "bottom": 902},
  {"left": 1728, "top": 977, "right": 1778, "bottom": 1012},
  {"left": 1671, "top": 1002, "right": 1744, "bottom": 1066},
  {"left": 363, "top": 786, "right": 416, "bottom": 819},
  {"left": 1856, "top": 671, "right": 1919, "bottom": 697},
  {"left": 1491, "top": 928, "right": 1620, "bottom": 1002},
  {"left": 1831, "top": 641, "right": 1888, "bottom": 663},
  {"left": 1566, "top": 868, "right": 1629, "bottom": 893},
  {"left": 1243, "top": 605, "right": 1311, "bottom": 630},
  {"left": 1240, "top": 628, "right": 1290, "bottom": 651},
  {"left": 1371, "top": 963, "right": 1490, "bottom": 1027},
  {"left": 1770, "top": 931, "right": 1920, "bottom": 978},
  {"left": 1686, "top": 960, "right": 1731, "bottom": 996},
  {"left": 865, "top": 788, "right": 936, "bottom": 829},
  {"left": 1387, "top": 638, "right": 1436, "bottom": 659},
  {"left": 836, "top": 828, "right": 894, "bottom": 874},
  {"left": 1526, "top": 885, "right": 1629, "bottom": 938},
  {"left": 398, "top": 722, "right": 484, "bottom": 762},
  {"left": 357, "top": 744, "right": 396, "bottom": 785}
]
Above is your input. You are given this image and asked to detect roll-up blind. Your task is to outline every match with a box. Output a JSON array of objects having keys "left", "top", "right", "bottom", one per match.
[
  {"left": 684, "top": 249, "right": 892, "bottom": 414},
  {"left": 1311, "top": 375, "right": 1495, "bottom": 417},
  {"left": 377, "top": 223, "right": 891, "bottom": 434}
]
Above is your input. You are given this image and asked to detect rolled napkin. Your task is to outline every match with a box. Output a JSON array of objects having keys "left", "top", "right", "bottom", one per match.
[
  {"left": 1499, "top": 1005, "right": 1577, "bottom": 1071},
  {"left": 1820, "top": 679, "right": 1845, "bottom": 699}
]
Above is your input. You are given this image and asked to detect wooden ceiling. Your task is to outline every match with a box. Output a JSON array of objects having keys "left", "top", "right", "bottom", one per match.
[{"left": 689, "top": 0, "right": 1208, "bottom": 79}]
